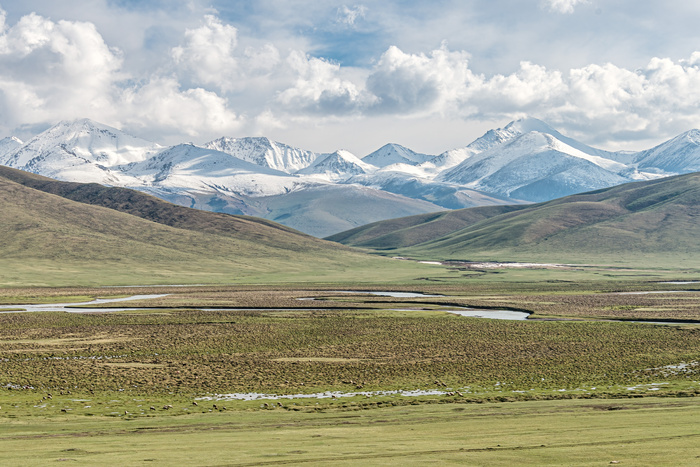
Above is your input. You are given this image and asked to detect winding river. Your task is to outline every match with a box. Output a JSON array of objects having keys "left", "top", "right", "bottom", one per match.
[{"left": 0, "top": 290, "right": 696, "bottom": 324}]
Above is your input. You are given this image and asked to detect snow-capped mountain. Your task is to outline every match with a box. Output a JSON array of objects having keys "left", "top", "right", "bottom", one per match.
[
  {"left": 3, "top": 116, "right": 700, "bottom": 236},
  {"left": 0, "top": 119, "right": 446, "bottom": 236},
  {"left": 121, "top": 143, "right": 305, "bottom": 197},
  {"left": 362, "top": 143, "right": 434, "bottom": 167},
  {"left": 634, "top": 130, "right": 700, "bottom": 174},
  {"left": 439, "top": 131, "right": 632, "bottom": 201},
  {"left": 2, "top": 119, "right": 161, "bottom": 186},
  {"left": 297, "top": 150, "right": 377, "bottom": 181},
  {"left": 205, "top": 136, "right": 318, "bottom": 173},
  {"left": 348, "top": 169, "right": 515, "bottom": 209},
  {"left": 0, "top": 136, "right": 23, "bottom": 161}
]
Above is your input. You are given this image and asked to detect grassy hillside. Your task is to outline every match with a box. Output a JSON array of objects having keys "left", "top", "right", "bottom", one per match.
[
  {"left": 326, "top": 205, "right": 524, "bottom": 248},
  {"left": 0, "top": 166, "right": 432, "bottom": 286},
  {"left": 329, "top": 172, "right": 700, "bottom": 266}
]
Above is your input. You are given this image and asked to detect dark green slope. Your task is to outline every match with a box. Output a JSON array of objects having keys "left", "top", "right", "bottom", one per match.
[
  {"left": 0, "top": 166, "right": 412, "bottom": 286},
  {"left": 326, "top": 205, "right": 525, "bottom": 249},
  {"left": 0, "top": 165, "right": 305, "bottom": 241},
  {"left": 329, "top": 172, "right": 700, "bottom": 266}
]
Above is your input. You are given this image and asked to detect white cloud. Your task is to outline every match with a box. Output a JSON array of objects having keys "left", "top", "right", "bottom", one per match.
[
  {"left": 336, "top": 5, "right": 367, "bottom": 26},
  {"left": 0, "top": 11, "right": 123, "bottom": 125},
  {"left": 170, "top": 14, "right": 283, "bottom": 95},
  {"left": 120, "top": 76, "right": 243, "bottom": 138},
  {"left": 2, "top": 6, "right": 700, "bottom": 154},
  {"left": 472, "top": 61, "right": 567, "bottom": 115},
  {"left": 543, "top": 0, "right": 589, "bottom": 14},
  {"left": 0, "top": 10, "right": 243, "bottom": 143},
  {"left": 171, "top": 15, "right": 238, "bottom": 91},
  {"left": 276, "top": 50, "right": 369, "bottom": 113},
  {"left": 366, "top": 45, "right": 477, "bottom": 115}
]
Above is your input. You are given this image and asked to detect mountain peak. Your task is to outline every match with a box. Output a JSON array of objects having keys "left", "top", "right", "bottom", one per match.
[
  {"left": 0, "top": 136, "right": 24, "bottom": 163},
  {"left": 297, "top": 149, "right": 376, "bottom": 180},
  {"left": 6, "top": 118, "right": 161, "bottom": 171},
  {"left": 362, "top": 143, "right": 433, "bottom": 167},
  {"left": 204, "top": 136, "right": 317, "bottom": 173},
  {"left": 504, "top": 117, "right": 557, "bottom": 135},
  {"left": 681, "top": 129, "right": 700, "bottom": 144}
]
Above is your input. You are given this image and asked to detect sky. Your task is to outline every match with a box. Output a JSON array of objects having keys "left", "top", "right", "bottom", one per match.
[{"left": 1, "top": 0, "right": 700, "bottom": 155}]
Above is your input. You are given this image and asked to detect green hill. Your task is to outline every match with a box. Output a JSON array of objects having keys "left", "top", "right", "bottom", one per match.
[
  {"left": 0, "top": 166, "right": 422, "bottom": 286},
  {"left": 328, "top": 172, "right": 700, "bottom": 267}
]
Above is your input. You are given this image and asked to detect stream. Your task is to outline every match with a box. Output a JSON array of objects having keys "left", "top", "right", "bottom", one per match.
[{"left": 0, "top": 290, "right": 696, "bottom": 324}]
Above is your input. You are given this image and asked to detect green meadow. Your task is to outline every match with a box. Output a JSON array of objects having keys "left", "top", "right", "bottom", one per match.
[
  {"left": 1, "top": 278, "right": 699, "bottom": 465},
  {"left": 2, "top": 167, "right": 699, "bottom": 464},
  {"left": 2, "top": 398, "right": 699, "bottom": 466}
]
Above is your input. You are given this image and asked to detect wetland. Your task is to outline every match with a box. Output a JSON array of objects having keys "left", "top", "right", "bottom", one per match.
[{"left": 1, "top": 272, "right": 699, "bottom": 465}]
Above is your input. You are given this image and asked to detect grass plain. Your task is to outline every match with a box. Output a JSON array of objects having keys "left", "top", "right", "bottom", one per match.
[
  {"left": 1, "top": 274, "right": 699, "bottom": 465},
  {"left": 1, "top": 398, "right": 698, "bottom": 466}
]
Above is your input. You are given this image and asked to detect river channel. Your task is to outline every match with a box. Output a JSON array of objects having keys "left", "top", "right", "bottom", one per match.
[{"left": 0, "top": 290, "right": 696, "bottom": 324}]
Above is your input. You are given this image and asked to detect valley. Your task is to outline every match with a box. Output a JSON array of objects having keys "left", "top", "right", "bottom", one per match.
[
  {"left": 1, "top": 133, "right": 700, "bottom": 465},
  {"left": 0, "top": 277, "right": 698, "bottom": 465}
]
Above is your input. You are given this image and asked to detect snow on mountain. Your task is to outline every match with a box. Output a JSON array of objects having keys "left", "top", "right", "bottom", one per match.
[
  {"left": 347, "top": 169, "right": 519, "bottom": 209},
  {"left": 9, "top": 119, "right": 161, "bottom": 168},
  {"left": 0, "top": 136, "right": 23, "bottom": 163},
  {"left": 492, "top": 118, "right": 627, "bottom": 161},
  {"left": 440, "top": 131, "right": 630, "bottom": 202},
  {"left": 415, "top": 119, "right": 547, "bottom": 173},
  {"left": 1, "top": 119, "right": 161, "bottom": 186},
  {"left": 634, "top": 130, "right": 700, "bottom": 174},
  {"left": 204, "top": 136, "right": 319, "bottom": 173},
  {"left": 122, "top": 143, "right": 310, "bottom": 197},
  {"left": 4, "top": 115, "right": 700, "bottom": 235},
  {"left": 362, "top": 143, "right": 434, "bottom": 167},
  {"left": 422, "top": 117, "right": 631, "bottom": 175},
  {"left": 296, "top": 150, "right": 377, "bottom": 181},
  {"left": 419, "top": 147, "right": 479, "bottom": 173}
]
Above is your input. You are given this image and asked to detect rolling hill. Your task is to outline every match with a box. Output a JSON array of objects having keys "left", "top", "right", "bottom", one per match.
[
  {"left": 327, "top": 172, "right": 700, "bottom": 267},
  {"left": 0, "top": 166, "right": 423, "bottom": 286}
]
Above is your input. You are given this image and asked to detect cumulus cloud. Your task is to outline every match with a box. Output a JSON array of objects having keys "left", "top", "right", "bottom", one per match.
[
  {"left": 366, "top": 45, "right": 477, "bottom": 115},
  {"left": 275, "top": 41, "right": 700, "bottom": 145},
  {"left": 470, "top": 62, "right": 567, "bottom": 115},
  {"left": 2, "top": 7, "right": 700, "bottom": 152},
  {"left": 0, "top": 10, "right": 123, "bottom": 125},
  {"left": 121, "top": 77, "right": 242, "bottom": 138},
  {"left": 171, "top": 15, "right": 238, "bottom": 91},
  {"left": 170, "top": 14, "right": 282, "bottom": 94},
  {"left": 0, "top": 10, "right": 244, "bottom": 142},
  {"left": 276, "top": 51, "right": 370, "bottom": 113},
  {"left": 543, "top": 0, "right": 589, "bottom": 14}
]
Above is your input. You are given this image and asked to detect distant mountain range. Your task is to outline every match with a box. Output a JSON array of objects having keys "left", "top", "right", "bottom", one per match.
[
  {"left": 2, "top": 117, "right": 700, "bottom": 236},
  {"left": 327, "top": 171, "right": 700, "bottom": 267}
]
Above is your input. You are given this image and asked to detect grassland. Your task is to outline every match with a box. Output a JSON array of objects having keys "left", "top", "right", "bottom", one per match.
[
  {"left": 1, "top": 398, "right": 698, "bottom": 466},
  {"left": 2, "top": 162, "right": 700, "bottom": 464},
  {"left": 1, "top": 278, "right": 699, "bottom": 464}
]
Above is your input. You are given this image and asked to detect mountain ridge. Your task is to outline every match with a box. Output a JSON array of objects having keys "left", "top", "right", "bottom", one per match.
[
  {"left": 3, "top": 117, "right": 700, "bottom": 236},
  {"left": 327, "top": 171, "right": 700, "bottom": 267}
]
